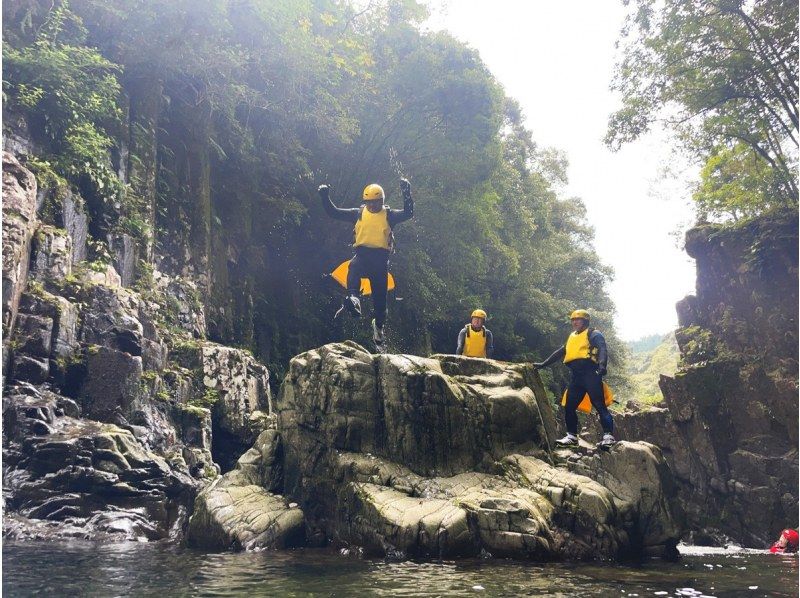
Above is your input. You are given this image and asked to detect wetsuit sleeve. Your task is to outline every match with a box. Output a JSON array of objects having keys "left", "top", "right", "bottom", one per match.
[
  {"left": 486, "top": 330, "right": 494, "bottom": 358},
  {"left": 388, "top": 188, "right": 414, "bottom": 226},
  {"left": 540, "top": 346, "right": 566, "bottom": 367},
  {"left": 456, "top": 327, "right": 466, "bottom": 355},
  {"left": 321, "top": 192, "right": 361, "bottom": 223},
  {"left": 590, "top": 330, "right": 608, "bottom": 369}
]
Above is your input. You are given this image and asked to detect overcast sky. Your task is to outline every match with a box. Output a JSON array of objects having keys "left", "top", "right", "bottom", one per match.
[{"left": 424, "top": 1, "right": 698, "bottom": 341}]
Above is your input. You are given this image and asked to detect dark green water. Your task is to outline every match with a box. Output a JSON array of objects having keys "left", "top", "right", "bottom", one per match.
[{"left": 2, "top": 542, "right": 797, "bottom": 597}]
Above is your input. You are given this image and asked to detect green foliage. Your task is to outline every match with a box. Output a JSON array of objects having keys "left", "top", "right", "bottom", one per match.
[
  {"left": 608, "top": 0, "right": 798, "bottom": 206},
  {"left": 694, "top": 143, "right": 786, "bottom": 221},
  {"left": 189, "top": 389, "right": 220, "bottom": 410},
  {"left": 3, "top": 1, "right": 124, "bottom": 203},
  {"left": 627, "top": 332, "right": 680, "bottom": 401},
  {"left": 4, "top": 0, "right": 631, "bottom": 384}
]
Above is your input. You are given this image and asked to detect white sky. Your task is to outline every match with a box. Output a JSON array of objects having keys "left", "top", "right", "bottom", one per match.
[{"left": 424, "top": 1, "right": 698, "bottom": 340}]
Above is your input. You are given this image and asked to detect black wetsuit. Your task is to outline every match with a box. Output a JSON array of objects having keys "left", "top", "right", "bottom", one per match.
[
  {"left": 321, "top": 191, "right": 413, "bottom": 328},
  {"left": 540, "top": 329, "right": 613, "bottom": 435}
]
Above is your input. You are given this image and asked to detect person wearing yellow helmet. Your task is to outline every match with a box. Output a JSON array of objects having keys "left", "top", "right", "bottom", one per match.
[
  {"left": 456, "top": 309, "right": 494, "bottom": 358},
  {"left": 318, "top": 179, "right": 414, "bottom": 345},
  {"left": 533, "top": 309, "right": 615, "bottom": 448}
]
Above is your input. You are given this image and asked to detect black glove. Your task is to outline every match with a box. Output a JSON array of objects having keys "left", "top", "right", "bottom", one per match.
[
  {"left": 318, "top": 184, "right": 330, "bottom": 199},
  {"left": 400, "top": 178, "right": 411, "bottom": 199},
  {"left": 596, "top": 365, "right": 607, "bottom": 377}
]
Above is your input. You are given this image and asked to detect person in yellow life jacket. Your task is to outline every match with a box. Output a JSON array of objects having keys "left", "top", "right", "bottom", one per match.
[
  {"left": 456, "top": 309, "right": 494, "bottom": 358},
  {"left": 533, "top": 309, "right": 615, "bottom": 448},
  {"left": 318, "top": 180, "right": 413, "bottom": 345}
]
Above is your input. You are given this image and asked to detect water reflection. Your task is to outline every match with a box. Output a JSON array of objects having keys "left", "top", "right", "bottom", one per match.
[{"left": 3, "top": 541, "right": 797, "bottom": 597}]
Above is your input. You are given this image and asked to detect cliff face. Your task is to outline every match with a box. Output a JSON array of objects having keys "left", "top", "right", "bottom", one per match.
[
  {"left": 1, "top": 151, "right": 271, "bottom": 541},
  {"left": 616, "top": 212, "right": 798, "bottom": 547}
]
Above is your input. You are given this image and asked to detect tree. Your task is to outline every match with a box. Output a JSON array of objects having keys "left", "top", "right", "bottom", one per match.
[{"left": 607, "top": 0, "right": 798, "bottom": 207}]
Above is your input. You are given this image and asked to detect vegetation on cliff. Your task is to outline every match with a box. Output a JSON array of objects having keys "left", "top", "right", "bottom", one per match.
[{"left": 3, "top": 0, "right": 627, "bottom": 385}]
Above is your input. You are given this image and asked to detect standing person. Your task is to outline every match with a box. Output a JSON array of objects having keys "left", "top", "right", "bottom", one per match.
[
  {"left": 318, "top": 179, "right": 413, "bottom": 346},
  {"left": 456, "top": 309, "right": 494, "bottom": 358},
  {"left": 533, "top": 309, "right": 615, "bottom": 448}
]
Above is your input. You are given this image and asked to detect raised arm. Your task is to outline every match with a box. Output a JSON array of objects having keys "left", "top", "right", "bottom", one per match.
[
  {"left": 318, "top": 184, "right": 360, "bottom": 223},
  {"left": 388, "top": 178, "right": 414, "bottom": 226}
]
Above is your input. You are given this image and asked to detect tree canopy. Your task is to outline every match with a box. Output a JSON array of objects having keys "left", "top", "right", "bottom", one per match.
[
  {"left": 3, "top": 0, "right": 626, "bottom": 391},
  {"left": 608, "top": 0, "right": 798, "bottom": 219}
]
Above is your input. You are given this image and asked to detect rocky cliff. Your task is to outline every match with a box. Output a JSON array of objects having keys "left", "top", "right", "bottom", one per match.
[
  {"left": 615, "top": 212, "right": 798, "bottom": 547},
  {"left": 2, "top": 151, "right": 270, "bottom": 541}
]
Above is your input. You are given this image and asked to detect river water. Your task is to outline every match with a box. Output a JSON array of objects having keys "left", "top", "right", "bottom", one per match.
[{"left": 3, "top": 541, "right": 797, "bottom": 597}]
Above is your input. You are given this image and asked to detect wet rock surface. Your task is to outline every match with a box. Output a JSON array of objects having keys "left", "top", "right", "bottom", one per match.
[
  {"left": 2, "top": 151, "right": 275, "bottom": 543},
  {"left": 3, "top": 384, "right": 200, "bottom": 541},
  {"left": 187, "top": 430, "right": 304, "bottom": 550}
]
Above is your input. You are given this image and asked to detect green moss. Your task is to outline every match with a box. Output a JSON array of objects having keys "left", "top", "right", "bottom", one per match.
[
  {"left": 141, "top": 370, "right": 159, "bottom": 382},
  {"left": 188, "top": 388, "right": 220, "bottom": 410},
  {"left": 174, "top": 402, "right": 210, "bottom": 419}
]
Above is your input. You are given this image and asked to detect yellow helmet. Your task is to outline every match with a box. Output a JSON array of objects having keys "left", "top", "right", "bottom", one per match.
[
  {"left": 570, "top": 309, "right": 590, "bottom": 321},
  {"left": 471, "top": 309, "right": 487, "bottom": 320},
  {"left": 362, "top": 184, "right": 385, "bottom": 201}
]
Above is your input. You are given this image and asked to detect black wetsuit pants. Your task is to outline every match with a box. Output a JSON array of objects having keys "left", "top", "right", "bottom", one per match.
[
  {"left": 565, "top": 362, "right": 613, "bottom": 435},
  {"left": 346, "top": 247, "right": 389, "bottom": 328}
]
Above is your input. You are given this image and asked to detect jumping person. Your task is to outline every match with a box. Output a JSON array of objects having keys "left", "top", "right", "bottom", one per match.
[
  {"left": 533, "top": 309, "right": 615, "bottom": 448},
  {"left": 456, "top": 309, "right": 494, "bottom": 358},
  {"left": 318, "top": 179, "right": 413, "bottom": 346}
]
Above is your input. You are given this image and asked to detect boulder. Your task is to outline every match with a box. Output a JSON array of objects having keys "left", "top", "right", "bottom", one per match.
[
  {"left": 187, "top": 430, "right": 304, "bottom": 550},
  {"left": 272, "top": 342, "right": 682, "bottom": 560},
  {"left": 78, "top": 347, "right": 143, "bottom": 422}
]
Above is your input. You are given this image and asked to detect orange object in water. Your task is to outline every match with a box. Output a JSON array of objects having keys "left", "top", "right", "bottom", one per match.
[
  {"left": 330, "top": 259, "right": 395, "bottom": 297},
  {"left": 561, "top": 382, "right": 614, "bottom": 414}
]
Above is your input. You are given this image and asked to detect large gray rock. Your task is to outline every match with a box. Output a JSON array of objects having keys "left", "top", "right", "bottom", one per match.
[
  {"left": 187, "top": 430, "right": 304, "bottom": 550},
  {"left": 79, "top": 347, "right": 143, "bottom": 422},
  {"left": 273, "top": 342, "right": 682, "bottom": 560},
  {"left": 2, "top": 152, "right": 38, "bottom": 337},
  {"left": 17, "top": 290, "right": 79, "bottom": 359},
  {"left": 108, "top": 233, "right": 137, "bottom": 287},
  {"left": 55, "top": 189, "right": 88, "bottom": 264}
]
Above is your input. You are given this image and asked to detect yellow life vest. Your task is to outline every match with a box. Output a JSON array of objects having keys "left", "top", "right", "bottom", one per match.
[
  {"left": 354, "top": 206, "right": 391, "bottom": 249},
  {"left": 563, "top": 328, "right": 599, "bottom": 364},
  {"left": 561, "top": 382, "right": 614, "bottom": 414},
  {"left": 463, "top": 325, "right": 487, "bottom": 358}
]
